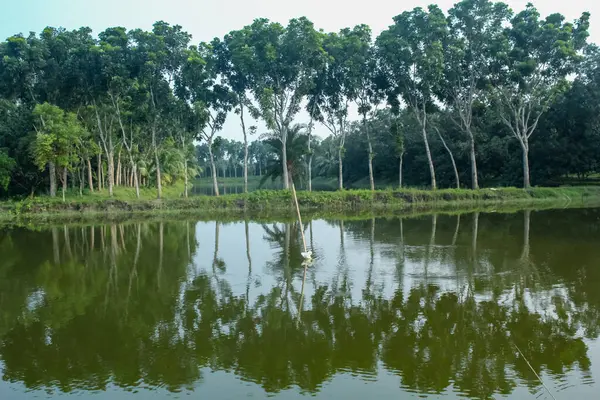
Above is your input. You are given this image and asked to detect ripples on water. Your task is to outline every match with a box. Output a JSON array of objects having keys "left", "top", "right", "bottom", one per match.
[{"left": 0, "top": 208, "right": 599, "bottom": 399}]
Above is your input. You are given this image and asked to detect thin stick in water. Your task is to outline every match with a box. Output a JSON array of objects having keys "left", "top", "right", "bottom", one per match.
[
  {"left": 291, "top": 182, "right": 308, "bottom": 254},
  {"left": 513, "top": 343, "right": 557, "bottom": 400}
]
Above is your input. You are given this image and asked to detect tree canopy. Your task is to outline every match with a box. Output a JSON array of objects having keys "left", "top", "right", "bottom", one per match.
[{"left": 0, "top": 1, "right": 597, "bottom": 198}]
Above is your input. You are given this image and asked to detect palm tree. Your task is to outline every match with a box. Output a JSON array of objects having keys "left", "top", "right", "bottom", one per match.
[
  {"left": 313, "top": 136, "right": 338, "bottom": 178},
  {"left": 260, "top": 124, "right": 309, "bottom": 188}
]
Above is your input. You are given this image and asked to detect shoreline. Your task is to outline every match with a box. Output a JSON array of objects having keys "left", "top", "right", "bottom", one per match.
[{"left": 1, "top": 186, "right": 598, "bottom": 225}]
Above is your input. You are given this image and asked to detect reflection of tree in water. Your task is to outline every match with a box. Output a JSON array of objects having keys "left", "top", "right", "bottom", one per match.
[
  {"left": 178, "top": 277, "right": 591, "bottom": 398},
  {"left": 382, "top": 286, "right": 590, "bottom": 399},
  {"left": 262, "top": 222, "right": 310, "bottom": 314},
  {"left": 0, "top": 222, "right": 198, "bottom": 392},
  {"left": 0, "top": 211, "right": 599, "bottom": 399}
]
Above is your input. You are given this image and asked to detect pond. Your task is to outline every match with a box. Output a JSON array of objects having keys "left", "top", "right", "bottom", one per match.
[{"left": 1, "top": 208, "right": 599, "bottom": 399}]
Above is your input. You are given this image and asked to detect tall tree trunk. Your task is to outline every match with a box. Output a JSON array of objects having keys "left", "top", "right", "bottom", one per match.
[
  {"left": 87, "top": 159, "right": 94, "bottom": 192},
  {"left": 307, "top": 113, "right": 315, "bottom": 192},
  {"left": 49, "top": 161, "right": 57, "bottom": 197},
  {"left": 132, "top": 162, "right": 140, "bottom": 198},
  {"left": 399, "top": 152, "right": 404, "bottom": 188},
  {"left": 107, "top": 150, "right": 114, "bottom": 197},
  {"left": 152, "top": 124, "right": 162, "bottom": 199},
  {"left": 422, "top": 124, "right": 436, "bottom": 190},
  {"left": 307, "top": 152, "right": 313, "bottom": 192},
  {"left": 114, "top": 99, "right": 139, "bottom": 196},
  {"left": 436, "top": 127, "right": 460, "bottom": 189},
  {"left": 467, "top": 130, "right": 479, "bottom": 189},
  {"left": 281, "top": 127, "right": 290, "bottom": 190},
  {"left": 61, "top": 167, "right": 67, "bottom": 202},
  {"left": 208, "top": 138, "right": 219, "bottom": 196},
  {"left": 363, "top": 115, "right": 375, "bottom": 191},
  {"left": 338, "top": 147, "right": 344, "bottom": 190},
  {"left": 184, "top": 160, "right": 189, "bottom": 198},
  {"left": 97, "top": 151, "right": 103, "bottom": 191},
  {"left": 241, "top": 103, "right": 249, "bottom": 194},
  {"left": 367, "top": 134, "right": 375, "bottom": 191},
  {"left": 79, "top": 166, "right": 84, "bottom": 196},
  {"left": 521, "top": 139, "right": 531, "bottom": 189},
  {"left": 116, "top": 151, "right": 121, "bottom": 187},
  {"left": 180, "top": 134, "right": 189, "bottom": 198}
]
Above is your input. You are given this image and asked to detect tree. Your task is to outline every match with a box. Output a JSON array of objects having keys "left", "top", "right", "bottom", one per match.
[
  {"left": 178, "top": 42, "right": 232, "bottom": 196},
  {"left": 260, "top": 124, "right": 309, "bottom": 187},
  {"left": 311, "top": 25, "right": 372, "bottom": 190},
  {"left": 244, "top": 17, "right": 325, "bottom": 189},
  {"left": 377, "top": 5, "right": 449, "bottom": 190},
  {"left": 493, "top": 4, "right": 590, "bottom": 188},
  {"left": 1, "top": 8, "right": 600, "bottom": 199},
  {"left": 96, "top": 26, "right": 144, "bottom": 198},
  {"left": 213, "top": 29, "right": 255, "bottom": 193},
  {"left": 0, "top": 100, "right": 41, "bottom": 196},
  {"left": 173, "top": 101, "right": 200, "bottom": 198},
  {"left": 444, "top": 0, "right": 512, "bottom": 189},
  {"left": 87, "top": 26, "right": 131, "bottom": 198},
  {"left": 350, "top": 27, "right": 380, "bottom": 192},
  {"left": 389, "top": 114, "right": 405, "bottom": 188},
  {"left": 0, "top": 150, "right": 15, "bottom": 192},
  {"left": 539, "top": 45, "right": 600, "bottom": 181},
  {"left": 131, "top": 22, "right": 191, "bottom": 199},
  {"left": 226, "top": 139, "right": 244, "bottom": 178},
  {"left": 434, "top": 126, "right": 460, "bottom": 188},
  {"left": 31, "top": 103, "right": 86, "bottom": 201},
  {"left": 248, "top": 138, "right": 270, "bottom": 176}
]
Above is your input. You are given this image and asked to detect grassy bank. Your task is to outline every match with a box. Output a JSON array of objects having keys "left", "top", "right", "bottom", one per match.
[
  {"left": 1, "top": 186, "right": 599, "bottom": 223},
  {"left": 190, "top": 176, "right": 338, "bottom": 193}
]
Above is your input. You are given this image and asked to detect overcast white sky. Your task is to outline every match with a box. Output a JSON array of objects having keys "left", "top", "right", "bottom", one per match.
[{"left": 2, "top": 0, "right": 598, "bottom": 141}]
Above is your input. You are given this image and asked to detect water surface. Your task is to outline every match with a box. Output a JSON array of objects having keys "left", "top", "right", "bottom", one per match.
[{"left": 1, "top": 208, "right": 599, "bottom": 399}]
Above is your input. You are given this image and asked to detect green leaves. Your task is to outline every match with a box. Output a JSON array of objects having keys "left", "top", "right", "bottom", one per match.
[
  {"left": 0, "top": 149, "right": 16, "bottom": 191},
  {"left": 31, "top": 103, "right": 86, "bottom": 172},
  {"left": 377, "top": 5, "right": 448, "bottom": 108},
  {"left": 502, "top": 3, "right": 588, "bottom": 87}
]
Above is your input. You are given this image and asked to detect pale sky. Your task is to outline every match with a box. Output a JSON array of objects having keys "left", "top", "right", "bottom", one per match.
[{"left": 1, "top": 0, "right": 598, "bottom": 141}]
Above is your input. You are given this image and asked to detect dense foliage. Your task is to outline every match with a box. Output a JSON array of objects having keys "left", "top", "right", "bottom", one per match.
[{"left": 0, "top": 0, "right": 598, "bottom": 199}]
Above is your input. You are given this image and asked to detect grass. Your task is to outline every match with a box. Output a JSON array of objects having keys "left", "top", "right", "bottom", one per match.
[
  {"left": 1, "top": 184, "right": 599, "bottom": 224},
  {"left": 191, "top": 176, "right": 340, "bottom": 192}
]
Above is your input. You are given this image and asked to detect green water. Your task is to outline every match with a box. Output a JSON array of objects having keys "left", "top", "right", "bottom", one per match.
[{"left": 1, "top": 208, "right": 599, "bottom": 399}]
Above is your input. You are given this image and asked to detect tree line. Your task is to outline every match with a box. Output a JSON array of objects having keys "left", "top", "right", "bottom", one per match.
[{"left": 0, "top": 0, "right": 597, "bottom": 200}]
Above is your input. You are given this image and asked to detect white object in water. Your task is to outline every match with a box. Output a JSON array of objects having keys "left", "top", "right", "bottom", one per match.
[{"left": 301, "top": 251, "right": 313, "bottom": 260}]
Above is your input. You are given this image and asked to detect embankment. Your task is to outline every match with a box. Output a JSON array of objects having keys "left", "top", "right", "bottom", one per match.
[{"left": 0, "top": 186, "right": 597, "bottom": 223}]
